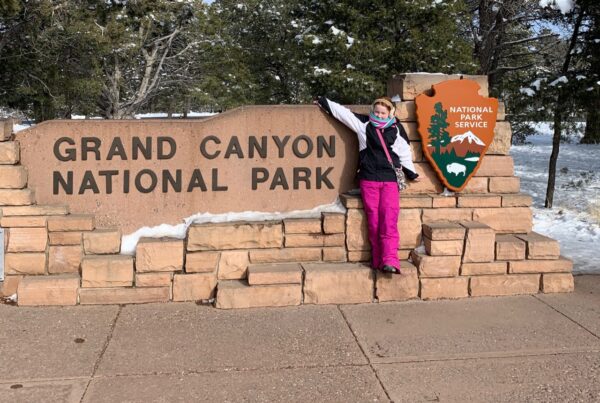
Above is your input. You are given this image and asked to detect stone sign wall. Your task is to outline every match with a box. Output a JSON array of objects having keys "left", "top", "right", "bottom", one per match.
[
  {"left": 16, "top": 107, "right": 359, "bottom": 232},
  {"left": 0, "top": 73, "right": 574, "bottom": 308}
]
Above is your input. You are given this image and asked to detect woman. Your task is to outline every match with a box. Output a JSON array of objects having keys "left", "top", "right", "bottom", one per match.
[{"left": 316, "top": 96, "right": 419, "bottom": 274}]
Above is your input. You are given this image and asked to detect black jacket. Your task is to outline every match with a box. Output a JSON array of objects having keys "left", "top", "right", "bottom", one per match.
[{"left": 318, "top": 97, "right": 419, "bottom": 182}]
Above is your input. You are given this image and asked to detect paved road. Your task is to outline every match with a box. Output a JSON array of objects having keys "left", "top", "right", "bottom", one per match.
[{"left": 1, "top": 275, "right": 599, "bottom": 402}]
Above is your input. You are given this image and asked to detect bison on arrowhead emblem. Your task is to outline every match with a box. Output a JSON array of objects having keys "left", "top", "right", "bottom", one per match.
[{"left": 415, "top": 79, "right": 498, "bottom": 192}]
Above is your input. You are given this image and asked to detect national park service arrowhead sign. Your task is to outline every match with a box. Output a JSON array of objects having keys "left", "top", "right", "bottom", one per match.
[{"left": 415, "top": 79, "right": 498, "bottom": 192}]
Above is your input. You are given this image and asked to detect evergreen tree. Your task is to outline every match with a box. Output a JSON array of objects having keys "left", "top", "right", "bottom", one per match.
[{"left": 428, "top": 102, "right": 450, "bottom": 156}]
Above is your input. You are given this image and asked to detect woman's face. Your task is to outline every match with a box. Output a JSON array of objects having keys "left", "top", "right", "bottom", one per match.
[{"left": 373, "top": 103, "right": 390, "bottom": 119}]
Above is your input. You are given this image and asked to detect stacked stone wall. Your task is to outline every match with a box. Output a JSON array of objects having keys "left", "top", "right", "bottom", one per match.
[{"left": 0, "top": 73, "right": 574, "bottom": 308}]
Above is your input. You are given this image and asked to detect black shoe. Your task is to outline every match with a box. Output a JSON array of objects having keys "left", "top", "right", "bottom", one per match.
[{"left": 382, "top": 265, "right": 401, "bottom": 274}]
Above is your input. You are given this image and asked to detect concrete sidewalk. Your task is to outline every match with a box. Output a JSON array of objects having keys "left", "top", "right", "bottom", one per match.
[{"left": 1, "top": 275, "right": 598, "bottom": 403}]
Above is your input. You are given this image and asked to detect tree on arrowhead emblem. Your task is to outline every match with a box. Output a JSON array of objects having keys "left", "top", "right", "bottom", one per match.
[{"left": 428, "top": 102, "right": 450, "bottom": 156}]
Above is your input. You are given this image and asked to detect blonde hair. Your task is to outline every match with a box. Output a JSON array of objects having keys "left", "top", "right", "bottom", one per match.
[{"left": 372, "top": 97, "right": 396, "bottom": 115}]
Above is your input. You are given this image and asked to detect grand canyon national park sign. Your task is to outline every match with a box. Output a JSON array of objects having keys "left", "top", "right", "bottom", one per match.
[
  {"left": 415, "top": 79, "right": 498, "bottom": 191},
  {"left": 16, "top": 106, "right": 360, "bottom": 233}
]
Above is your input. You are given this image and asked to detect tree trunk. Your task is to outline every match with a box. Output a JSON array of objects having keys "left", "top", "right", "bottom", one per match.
[
  {"left": 545, "top": 97, "right": 563, "bottom": 208},
  {"left": 544, "top": 5, "right": 587, "bottom": 208},
  {"left": 581, "top": 90, "right": 600, "bottom": 144}
]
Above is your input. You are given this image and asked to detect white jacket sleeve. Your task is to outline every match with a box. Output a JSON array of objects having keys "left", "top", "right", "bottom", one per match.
[
  {"left": 318, "top": 97, "right": 367, "bottom": 150},
  {"left": 391, "top": 127, "right": 417, "bottom": 175}
]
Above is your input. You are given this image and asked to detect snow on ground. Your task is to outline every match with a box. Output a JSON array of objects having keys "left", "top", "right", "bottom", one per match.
[
  {"left": 12, "top": 111, "right": 218, "bottom": 132},
  {"left": 511, "top": 123, "right": 600, "bottom": 274}
]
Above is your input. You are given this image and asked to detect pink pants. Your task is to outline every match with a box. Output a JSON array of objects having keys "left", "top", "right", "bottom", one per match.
[{"left": 360, "top": 180, "right": 400, "bottom": 269}]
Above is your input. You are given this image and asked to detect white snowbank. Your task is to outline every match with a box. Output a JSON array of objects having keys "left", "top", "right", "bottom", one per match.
[
  {"left": 512, "top": 123, "right": 600, "bottom": 274},
  {"left": 120, "top": 198, "right": 347, "bottom": 255}
]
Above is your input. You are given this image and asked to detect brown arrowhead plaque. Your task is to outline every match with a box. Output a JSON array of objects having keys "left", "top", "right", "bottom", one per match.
[{"left": 415, "top": 79, "right": 498, "bottom": 192}]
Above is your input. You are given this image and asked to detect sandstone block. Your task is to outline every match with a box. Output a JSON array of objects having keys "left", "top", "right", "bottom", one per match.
[
  {"left": 1, "top": 118, "right": 13, "bottom": 141},
  {"left": 509, "top": 256, "right": 573, "bottom": 274},
  {"left": 0, "top": 166, "right": 27, "bottom": 188},
  {"left": 461, "top": 177, "right": 489, "bottom": 194},
  {"left": 47, "top": 215, "right": 95, "bottom": 232},
  {"left": 285, "top": 233, "right": 325, "bottom": 247},
  {"left": 422, "top": 208, "right": 473, "bottom": 224},
  {"left": 81, "top": 255, "right": 134, "bottom": 287},
  {"left": 395, "top": 100, "right": 416, "bottom": 121},
  {"left": 348, "top": 250, "right": 370, "bottom": 262},
  {"left": 0, "top": 141, "right": 19, "bottom": 164},
  {"left": 216, "top": 281, "right": 302, "bottom": 309},
  {"left": 48, "top": 245, "right": 82, "bottom": 274},
  {"left": 347, "top": 208, "right": 422, "bottom": 250},
  {"left": 0, "top": 215, "right": 47, "bottom": 227},
  {"left": 400, "top": 195, "right": 433, "bottom": 208},
  {"left": 457, "top": 195, "right": 502, "bottom": 208},
  {"left": 172, "top": 273, "right": 217, "bottom": 301},
  {"left": 18, "top": 274, "right": 80, "bottom": 306},
  {"left": 376, "top": 261, "right": 419, "bottom": 301},
  {"left": 0, "top": 189, "right": 34, "bottom": 206},
  {"left": 474, "top": 156, "right": 514, "bottom": 177},
  {"left": 186, "top": 251, "right": 219, "bottom": 273},
  {"left": 497, "top": 102, "right": 506, "bottom": 120},
  {"left": 420, "top": 277, "right": 469, "bottom": 300},
  {"left": 79, "top": 287, "right": 170, "bottom": 305},
  {"left": 322, "top": 212, "right": 345, "bottom": 234},
  {"left": 136, "top": 238, "right": 184, "bottom": 272},
  {"left": 516, "top": 232, "right": 560, "bottom": 260},
  {"left": 541, "top": 273, "right": 574, "bottom": 293},
  {"left": 303, "top": 263, "right": 374, "bottom": 304},
  {"left": 324, "top": 233, "right": 345, "bottom": 247},
  {"left": 350, "top": 250, "right": 404, "bottom": 263},
  {"left": 0, "top": 275, "right": 22, "bottom": 297},
  {"left": 489, "top": 177, "right": 520, "bottom": 193},
  {"left": 388, "top": 73, "right": 477, "bottom": 100},
  {"left": 423, "top": 222, "right": 466, "bottom": 240},
  {"left": 424, "top": 236, "right": 463, "bottom": 256},
  {"left": 473, "top": 207, "right": 532, "bottom": 233},
  {"left": 49, "top": 231, "right": 82, "bottom": 246},
  {"left": 488, "top": 121, "right": 511, "bottom": 155},
  {"left": 248, "top": 263, "right": 303, "bottom": 285},
  {"left": 5, "top": 253, "right": 46, "bottom": 275},
  {"left": 340, "top": 194, "right": 362, "bottom": 209},
  {"left": 410, "top": 250, "right": 461, "bottom": 278},
  {"left": 217, "top": 250, "right": 249, "bottom": 280},
  {"left": 400, "top": 122, "right": 419, "bottom": 141},
  {"left": 460, "top": 262, "right": 507, "bottom": 276},
  {"left": 470, "top": 274, "right": 540, "bottom": 297},
  {"left": 322, "top": 247, "right": 347, "bottom": 262},
  {"left": 431, "top": 196, "right": 456, "bottom": 208},
  {"left": 399, "top": 208, "right": 422, "bottom": 248},
  {"left": 136, "top": 272, "right": 173, "bottom": 288},
  {"left": 461, "top": 74, "right": 490, "bottom": 97},
  {"left": 461, "top": 221, "right": 495, "bottom": 263},
  {"left": 399, "top": 249, "right": 412, "bottom": 260},
  {"left": 249, "top": 247, "right": 321, "bottom": 264},
  {"left": 411, "top": 141, "right": 423, "bottom": 161},
  {"left": 6, "top": 227, "right": 47, "bottom": 252},
  {"left": 495, "top": 234, "right": 526, "bottom": 260},
  {"left": 188, "top": 221, "right": 283, "bottom": 251},
  {"left": 83, "top": 229, "right": 121, "bottom": 255},
  {"left": 403, "top": 162, "right": 444, "bottom": 193},
  {"left": 283, "top": 218, "right": 322, "bottom": 234},
  {"left": 502, "top": 193, "right": 533, "bottom": 207},
  {"left": 0, "top": 204, "right": 68, "bottom": 216}
]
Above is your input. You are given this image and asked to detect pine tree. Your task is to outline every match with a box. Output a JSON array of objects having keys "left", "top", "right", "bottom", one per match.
[{"left": 428, "top": 102, "right": 451, "bottom": 156}]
